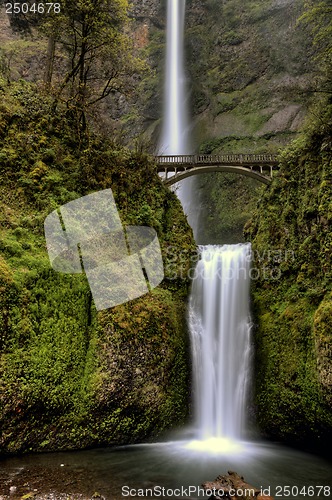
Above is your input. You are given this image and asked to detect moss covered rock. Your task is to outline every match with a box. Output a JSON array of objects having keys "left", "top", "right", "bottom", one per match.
[
  {"left": 247, "top": 99, "right": 332, "bottom": 451},
  {"left": 314, "top": 295, "right": 332, "bottom": 407}
]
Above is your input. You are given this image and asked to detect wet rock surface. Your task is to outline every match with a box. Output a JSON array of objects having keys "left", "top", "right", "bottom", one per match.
[
  {"left": 202, "top": 471, "right": 274, "bottom": 500},
  {"left": 0, "top": 465, "right": 110, "bottom": 499}
]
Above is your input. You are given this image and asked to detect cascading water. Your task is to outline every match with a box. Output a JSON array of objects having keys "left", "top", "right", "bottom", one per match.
[
  {"left": 159, "top": 0, "right": 189, "bottom": 155},
  {"left": 188, "top": 244, "right": 252, "bottom": 447},
  {"left": 159, "top": 0, "right": 200, "bottom": 236},
  {"left": 160, "top": 1, "right": 253, "bottom": 447}
]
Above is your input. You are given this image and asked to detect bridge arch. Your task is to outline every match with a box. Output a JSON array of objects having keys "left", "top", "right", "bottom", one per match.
[
  {"left": 162, "top": 165, "right": 271, "bottom": 186},
  {"left": 155, "top": 154, "right": 278, "bottom": 186},
  {"left": 155, "top": 153, "right": 279, "bottom": 186}
]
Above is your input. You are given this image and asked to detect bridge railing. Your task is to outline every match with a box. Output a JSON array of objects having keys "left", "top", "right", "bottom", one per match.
[
  {"left": 155, "top": 154, "right": 278, "bottom": 164},
  {"left": 156, "top": 155, "right": 196, "bottom": 164}
]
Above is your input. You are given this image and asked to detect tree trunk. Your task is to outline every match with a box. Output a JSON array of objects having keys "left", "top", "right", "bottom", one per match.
[{"left": 44, "top": 35, "right": 56, "bottom": 87}]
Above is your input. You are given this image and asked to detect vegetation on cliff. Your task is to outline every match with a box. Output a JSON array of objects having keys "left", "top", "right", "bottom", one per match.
[
  {"left": 185, "top": 0, "right": 316, "bottom": 243},
  {"left": 0, "top": 74, "right": 195, "bottom": 453},
  {"left": 247, "top": 0, "right": 332, "bottom": 450},
  {"left": 247, "top": 102, "right": 332, "bottom": 450}
]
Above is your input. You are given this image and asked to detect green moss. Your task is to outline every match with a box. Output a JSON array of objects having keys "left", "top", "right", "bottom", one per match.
[
  {"left": 0, "top": 80, "right": 195, "bottom": 453},
  {"left": 247, "top": 99, "right": 332, "bottom": 450},
  {"left": 314, "top": 295, "right": 332, "bottom": 407}
]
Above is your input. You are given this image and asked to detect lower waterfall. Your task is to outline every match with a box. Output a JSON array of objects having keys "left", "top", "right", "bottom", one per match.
[{"left": 188, "top": 244, "right": 252, "bottom": 445}]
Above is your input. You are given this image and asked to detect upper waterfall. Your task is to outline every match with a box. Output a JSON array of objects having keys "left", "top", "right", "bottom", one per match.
[
  {"left": 159, "top": 0, "right": 190, "bottom": 155},
  {"left": 159, "top": 0, "right": 201, "bottom": 236}
]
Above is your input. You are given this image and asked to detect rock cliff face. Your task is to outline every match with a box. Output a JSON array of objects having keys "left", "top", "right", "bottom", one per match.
[
  {"left": 1, "top": 1, "right": 312, "bottom": 148},
  {"left": 246, "top": 101, "right": 332, "bottom": 451},
  {"left": 130, "top": 0, "right": 313, "bottom": 150},
  {"left": 185, "top": 0, "right": 313, "bottom": 146},
  {"left": 129, "top": 0, "right": 317, "bottom": 244}
]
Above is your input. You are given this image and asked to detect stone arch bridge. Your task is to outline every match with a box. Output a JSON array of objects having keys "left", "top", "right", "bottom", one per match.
[{"left": 155, "top": 154, "right": 279, "bottom": 185}]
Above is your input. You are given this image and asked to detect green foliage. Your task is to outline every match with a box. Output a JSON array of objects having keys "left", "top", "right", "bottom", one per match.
[
  {"left": 39, "top": 0, "right": 145, "bottom": 135},
  {"left": 313, "top": 298, "right": 332, "bottom": 406},
  {"left": 0, "top": 80, "right": 195, "bottom": 453},
  {"left": 196, "top": 172, "right": 264, "bottom": 244},
  {"left": 0, "top": 0, "right": 146, "bottom": 140},
  {"left": 247, "top": 99, "right": 332, "bottom": 450},
  {"left": 299, "top": 1, "right": 332, "bottom": 88}
]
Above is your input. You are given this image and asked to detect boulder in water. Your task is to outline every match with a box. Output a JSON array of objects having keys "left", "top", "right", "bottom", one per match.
[{"left": 202, "top": 471, "right": 274, "bottom": 500}]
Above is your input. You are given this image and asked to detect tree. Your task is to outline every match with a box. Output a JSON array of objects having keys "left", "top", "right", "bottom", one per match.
[{"left": 43, "top": 0, "right": 142, "bottom": 135}]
